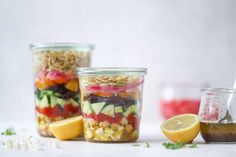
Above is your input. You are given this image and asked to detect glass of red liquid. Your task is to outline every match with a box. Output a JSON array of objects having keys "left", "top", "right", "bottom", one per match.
[{"left": 159, "top": 83, "right": 208, "bottom": 119}]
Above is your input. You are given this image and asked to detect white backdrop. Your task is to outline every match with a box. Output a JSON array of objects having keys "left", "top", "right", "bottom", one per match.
[{"left": 0, "top": 0, "right": 236, "bottom": 123}]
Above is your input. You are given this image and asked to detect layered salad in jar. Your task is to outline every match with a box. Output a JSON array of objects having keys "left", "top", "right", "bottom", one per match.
[
  {"left": 78, "top": 68, "right": 147, "bottom": 142},
  {"left": 31, "top": 43, "right": 93, "bottom": 136}
]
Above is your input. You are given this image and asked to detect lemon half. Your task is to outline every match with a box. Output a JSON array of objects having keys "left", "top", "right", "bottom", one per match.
[
  {"left": 161, "top": 114, "right": 200, "bottom": 143},
  {"left": 49, "top": 116, "right": 83, "bottom": 140}
]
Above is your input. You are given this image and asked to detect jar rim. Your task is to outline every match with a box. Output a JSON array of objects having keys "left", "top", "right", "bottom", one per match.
[
  {"left": 201, "top": 88, "right": 236, "bottom": 93},
  {"left": 29, "top": 42, "right": 95, "bottom": 51},
  {"left": 77, "top": 67, "right": 147, "bottom": 75}
]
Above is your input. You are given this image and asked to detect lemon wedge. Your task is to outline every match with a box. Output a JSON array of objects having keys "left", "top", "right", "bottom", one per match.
[
  {"left": 161, "top": 114, "right": 200, "bottom": 143},
  {"left": 49, "top": 116, "right": 83, "bottom": 140}
]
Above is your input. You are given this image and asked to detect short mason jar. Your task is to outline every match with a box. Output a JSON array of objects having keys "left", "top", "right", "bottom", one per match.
[
  {"left": 77, "top": 67, "right": 147, "bottom": 142},
  {"left": 198, "top": 88, "right": 236, "bottom": 143},
  {"left": 30, "top": 43, "right": 94, "bottom": 137}
]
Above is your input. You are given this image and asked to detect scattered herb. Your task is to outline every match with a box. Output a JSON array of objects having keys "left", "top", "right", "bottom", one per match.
[
  {"left": 1, "top": 128, "right": 16, "bottom": 135},
  {"left": 131, "top": 142, "right": 150, "bottom": 148},
  {"left": 162, "top": 142, "right": 185, "bottom": 150},
  {"left": 144, "top": 142, "right": 150, "bottom": 148},
  {"left": 132, "top": 144, "right": 141, "bottom": 147},
  {"left": 189, "top": 143, "right": 197, "bottom": 148}
]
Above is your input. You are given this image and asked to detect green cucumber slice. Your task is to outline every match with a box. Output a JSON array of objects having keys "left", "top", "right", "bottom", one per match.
[
  {"left": 57, "top": 98, "right": 67, "bottom": 108},
  {"left": 35, "top": 97, "right": 40, "bottom": 106},
  {"left": 70, "top": 99, "right": 79, "bottom": 107},
  {"left": 39, "top": 95, "right": 49, "bottom": 108},
  {"left": 50, "top": 96, "right": 58, "bottom": 107},
  {"left": 101, "top": 104, "right": 115, "bottom": 117},
  {"left": 54, "top": 92, "right": 62, "bottom": 97},
  {"left": 123, "top": 105, "right": 137, "bottom": 117},
  {"left": 91, "top": 102, "right": 106, "bottom": 115},
  {"left": 82, "top": 101, "right": 93, "bottom": 114},
  {"left": 41, "top": 90, "right": 53, "bottom": 96},
  {"left": 115, "top": 106, "right": 123, "bottom": 113}
]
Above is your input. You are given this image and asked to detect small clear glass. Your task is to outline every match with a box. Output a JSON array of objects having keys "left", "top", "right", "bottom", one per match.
[
  {"left": 198, "top": 88, "right": 236, "bottom": 143},
  {"left": 159, "top": 83, "right": 207, "bottom": 119},
  {"left": 30, "top": 43, "right": 94, "bottom": 137},
  {"left": 77, "top": 67, "right": 147, "bottom": 142}
]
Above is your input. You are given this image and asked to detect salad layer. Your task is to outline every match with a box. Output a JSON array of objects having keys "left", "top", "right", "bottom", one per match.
[{"left": 33, "top": 50, "right": 91, "bottom": 137}]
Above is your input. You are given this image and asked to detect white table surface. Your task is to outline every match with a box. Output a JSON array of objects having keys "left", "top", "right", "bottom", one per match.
[{"left": 0, "top": 121, "right": 236, "bottom": 157}]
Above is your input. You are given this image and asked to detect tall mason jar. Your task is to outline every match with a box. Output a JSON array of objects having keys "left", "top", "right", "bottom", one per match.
[{"left": 30, "top": 43, "right": 94, "bottom": 137}]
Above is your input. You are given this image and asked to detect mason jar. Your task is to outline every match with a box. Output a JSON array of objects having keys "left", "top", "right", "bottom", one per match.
[
  {"left": 30, "top": 43, "right": 94, "bottom": 137},
  {"left": 77, "top": 67, "right": 147, "bottom": 142},
  {"left": 198, "top": 88, "right": 236, "bottom": 143}
]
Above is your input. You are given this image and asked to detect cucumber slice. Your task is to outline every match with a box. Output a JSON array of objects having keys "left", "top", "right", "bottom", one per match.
[
  {"left": 41, "top": 90, "right": 53, "bottom": 96},
  {"left": 101, "top": 104, "right": 115, "bottom": 117},
  {"left": 57, "top": 98, "right": 67, "bottom": 108},
  {"left": 123, "top": 105, "right": 137, "bottom": 117},
  {"left": 54, "top": 92, "right": 62, "bottom": 97},
  {"left": 70, "top": 99, "right": 79, "bottom": 107},
  {"left": 91, "top": 102, "right": 106, "bottom": 115},
  {"left": 39, "top": 95, "right": 49, "bottom": 108},
  {"left": 50, "top": 96, "right": 58, "bottom": 107},
  {"left": 82, "top": 101, "right": 93, "bottom": 114},
  {"left": 115, "top": 106, "right": 123, "bottom": 113},
  {"left": 35, "top": 97, "right": 40, "bottom": 106}
]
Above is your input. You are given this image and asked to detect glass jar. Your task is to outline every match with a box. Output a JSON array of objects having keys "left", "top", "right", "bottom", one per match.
[
  {"left": 77, "top": 67, "right": 147, "bottom": 142},
  {"left": 159, "top": 83, "right": 207, "bottom": 119},
  {"left": 198, "top": 88, "right": 236, "bottom": 143},
  {"left": 30, "top": 43, "right": 94, "bottom": 137}
]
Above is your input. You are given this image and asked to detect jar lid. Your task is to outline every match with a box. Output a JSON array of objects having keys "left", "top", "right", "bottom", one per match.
[
  {"left": 77, "top": 67, "right": 147, "bottom": 75},
  {"left": 29, "top": 42, "right": 95, "bottom": 51}
]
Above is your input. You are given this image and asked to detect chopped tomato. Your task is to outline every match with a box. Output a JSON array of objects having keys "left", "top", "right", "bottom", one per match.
[
  {"left": 114, "top": 113, "right": 123, "bottom": 123},
  {"left": 127, "top": 113, "right": 138, "bottom": 129},
  {"left": 36, "top": 104, "right": 80, "bottom": 118},
  {"left": 97, "top": 114, "right": 115, "bottom": 124},
  {"left": 36, "top": 105, "right": 62, "bottom": 118},
  {"left": 63, "top": 104, "right": 80, "bottom": 117},
  {"left": 83, "top": 113, "right": 98, "bottom": 121}
]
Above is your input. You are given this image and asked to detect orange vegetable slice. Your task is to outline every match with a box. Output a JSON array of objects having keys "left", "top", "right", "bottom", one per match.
[
  {"left": 95, "top": 92, "right": 113, "bottom": 98},
  {"left": 65, "top": 79, "right": 79, "bottom": 92}
]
